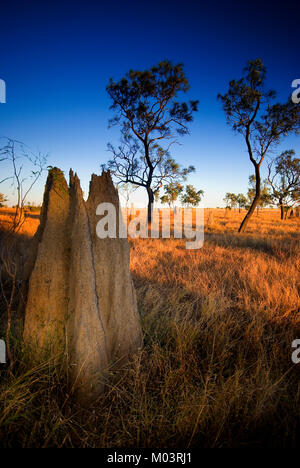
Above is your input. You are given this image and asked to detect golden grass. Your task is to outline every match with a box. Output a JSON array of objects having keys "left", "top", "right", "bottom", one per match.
[
  {"left": 0, "top": 207, "right": 300, "bottom": 447},
  {"left": 0, "top": 208, "right": 40, "bottom": 238}
]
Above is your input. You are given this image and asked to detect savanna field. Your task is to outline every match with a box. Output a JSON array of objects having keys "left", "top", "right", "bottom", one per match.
[{"left": 0, "top": 207, "right": 300, "bottom": 447}]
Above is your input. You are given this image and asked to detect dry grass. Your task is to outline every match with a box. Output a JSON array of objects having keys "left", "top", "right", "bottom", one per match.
[
  {"left": 0, "top": 208, "right": 40, "bottom": 238},
  {"left": 0, "top": 207, "right": 300, "bottom": 447}
]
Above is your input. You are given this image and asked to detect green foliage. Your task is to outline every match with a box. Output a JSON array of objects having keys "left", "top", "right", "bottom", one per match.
[
  {"left": 180, "top": 185, "right": 204, "bottom": 207},
  {"left": 218, "top": 59, "right": 299, "bottom": 150},
  {"left": 160, "top": 182, "right": 183, "bottom": 207},
  {"left": 106, "top": 60, "right": 198, "bottom": 139},
  {"left": 224, "top": 192, "right": 238, "bottom": 208},
  {"left": 236, "top": 193, "right": 247, "bottom": 210}
]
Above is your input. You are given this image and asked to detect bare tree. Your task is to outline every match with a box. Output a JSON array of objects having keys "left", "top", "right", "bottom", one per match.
[
  {"left": 0, "top": 138, "right": 47, "bottom": 232},
  {"left": 118, "top": 182, "right": 138, "bottom": 210}
]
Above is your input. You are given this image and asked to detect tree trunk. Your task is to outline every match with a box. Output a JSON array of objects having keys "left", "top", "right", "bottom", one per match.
[
  {"left": 280, "top": 203, "right": 284, "bottom": 220},
  {"left": 285, "top": 207, "right": 292, "bottom": 219},
  {"left": 239, "top": 165, "right": 261, "bottom": 233},
  {"left": 147, "top": 186, "right": 154, "bottom": 225}
]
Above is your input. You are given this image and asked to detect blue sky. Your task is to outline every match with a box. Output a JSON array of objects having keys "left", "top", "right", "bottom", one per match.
[{"left": 0, "top": 0, "right": 299, "bottom": 207}]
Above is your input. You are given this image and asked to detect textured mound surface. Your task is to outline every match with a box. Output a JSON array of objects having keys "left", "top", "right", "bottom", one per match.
[{"left": 23, "top": 168, "right": 142, "bottom": 404}]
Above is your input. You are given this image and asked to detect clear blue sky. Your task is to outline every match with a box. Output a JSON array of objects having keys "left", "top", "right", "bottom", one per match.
[{"left": 0, "top": 0, "right": 299, "bottom": 207}]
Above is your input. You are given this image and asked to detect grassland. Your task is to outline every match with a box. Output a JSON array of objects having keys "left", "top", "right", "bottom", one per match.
[{"left": 0, "top": 207, "right": 299, "bottom": 447}]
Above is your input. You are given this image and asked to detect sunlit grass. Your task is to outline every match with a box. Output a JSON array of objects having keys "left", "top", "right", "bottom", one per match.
[{"left": 0, "top": 207, "right": 299, "bottom": 447}]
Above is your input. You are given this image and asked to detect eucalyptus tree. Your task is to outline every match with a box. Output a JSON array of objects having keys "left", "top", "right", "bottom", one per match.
[
  {"left": 218, "top": 59, "right": 300, "bottom": 232},
  {"left": 105, "top": 60, "right": 198, "bottom": 223}
]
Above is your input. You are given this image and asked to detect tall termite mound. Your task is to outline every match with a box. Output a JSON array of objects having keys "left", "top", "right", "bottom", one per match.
[{"left": 23, "top": 167, "right": 142, "bottom": 404}]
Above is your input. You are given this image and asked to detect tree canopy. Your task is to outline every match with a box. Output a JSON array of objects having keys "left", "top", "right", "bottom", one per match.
[
  {"left": 160, "top": 182, "right": 183, "bottom": 207},
  {"left": 180, "top": 185, "right": 204, "bottom": 207},
  {"left": 224, "top": 192, "right": 238, "bottom": 209}
]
